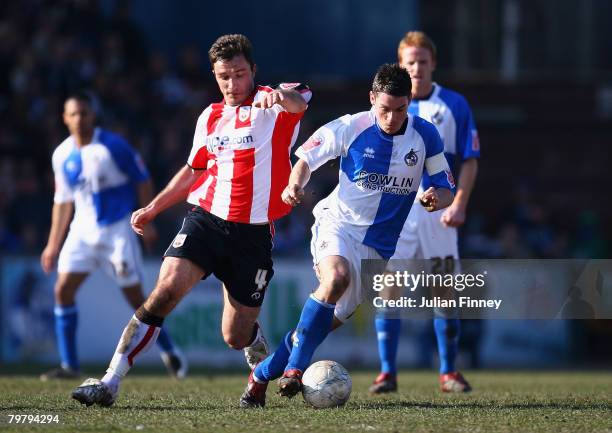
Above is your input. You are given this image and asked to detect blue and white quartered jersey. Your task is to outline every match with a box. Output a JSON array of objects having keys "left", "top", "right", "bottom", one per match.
[
  {"left": 409, "top": 83, "right": 480, "bottom": 190},
  {"left": 52, "top": 127, "right": 149, "bottom": 231},
  {"left": 295, "top": 109, "right": 453, "bottom": 259}
]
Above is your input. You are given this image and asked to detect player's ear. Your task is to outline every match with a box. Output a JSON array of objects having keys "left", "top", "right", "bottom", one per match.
[
  {"left": 251, "top": 63, "right": 257, "bottom": 78},
  {"left": 369, "top": 91, "right": 376, "bottom": 106}
]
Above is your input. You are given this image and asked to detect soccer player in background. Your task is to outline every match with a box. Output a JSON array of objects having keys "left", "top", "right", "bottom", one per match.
[
  {"left": 369, "top": 31, "right": 480, "bottom": 394},
  {"left": 71, "top": 34, "right": 311, "bottom": 407},
  {"left": 239, "top": 63, "right": 454, "bottom": 407},
  {"left": 40, "top": 92, "right": 186, "bottom": 380}
]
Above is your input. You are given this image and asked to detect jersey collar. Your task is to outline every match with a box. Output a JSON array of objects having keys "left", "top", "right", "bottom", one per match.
[
  {"left": 371, "top": 110, "right": 409, "bottom": 139},
  {"left": 71, "top": 127, "right": 101, "bottom": 149},
  {"left": 222, "top": 86, "right": 258, "bottom": 107},
  {"left": 412, "top": 82, "right": 439, "bottom": 101}
]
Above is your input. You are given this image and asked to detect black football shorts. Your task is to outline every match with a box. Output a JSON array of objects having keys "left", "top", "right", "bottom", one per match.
[{"left": 164, "top": 206, "right": 274, "bottom": 307}]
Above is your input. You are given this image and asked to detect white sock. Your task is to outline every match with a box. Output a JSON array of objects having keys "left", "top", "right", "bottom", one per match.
[
  {"left": 104, "top": 314, "right": 161, "bottom": 381},
  {"left": 247, "top": 322, "right": 264, "bottom": 347},
  {"left": 101, "top": 371, "right": 121, "bottom": 393}
]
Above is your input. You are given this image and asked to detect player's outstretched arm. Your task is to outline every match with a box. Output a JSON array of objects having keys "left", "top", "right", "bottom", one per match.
[
  {"left": 441, "top": 158, "right": 478, "bottom": 227},
  {"left": 41, "top": 202, "right": 74, "bottom": 273},
  {"left": 254, "top": 88, "right": 308, "bottom": 113},
  {"left": 281, "top": 159, "right": 311, "bottom": 207},
  {"left": 419, "top": 187, "right": 454, "bottom": 213},
  {"left": 131, "top": 165, "right": 201, "bottom": 235},
  {"left": 276, "top": 88, "right": 309, "bottom": 113}
]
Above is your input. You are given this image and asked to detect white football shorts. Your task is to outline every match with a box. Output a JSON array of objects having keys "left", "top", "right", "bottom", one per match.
[
  {"left": 57, "top": 215, "right": 143, "bottom": 287},
  {"left": 392, "top": 201, "right": 459, "bottom": 261},
  {"left": 310, "top": 215, "right": 383, "bottom": 322},
  {"left": 389, "top": 203, "right": 460, "bottom": 318}
]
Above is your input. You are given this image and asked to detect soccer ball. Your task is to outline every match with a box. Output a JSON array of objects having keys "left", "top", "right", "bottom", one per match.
[{"left": 301, "top": 360, "right": 352, "bottom": 408}]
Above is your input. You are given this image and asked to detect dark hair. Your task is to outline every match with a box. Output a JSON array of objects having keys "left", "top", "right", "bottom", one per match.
[
  {"left": 208, "top": 34, "right": 254, "bottom": 68},
  {"left": 65, "top": 91, "right": 93, "bottom": 106},
  {"left": 371, "top": 63, "right": 411, "bottom": 97}
]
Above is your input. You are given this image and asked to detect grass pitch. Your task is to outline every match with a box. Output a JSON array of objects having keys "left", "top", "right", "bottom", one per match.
[{"left": 0, "top": 370, "right": 610, "bottom": 433}]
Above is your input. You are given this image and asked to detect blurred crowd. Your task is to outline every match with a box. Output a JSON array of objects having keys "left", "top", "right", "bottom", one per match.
[
  {"left": 0, "top": 0, "right": 608, "bottom": 260},
  {"left": 0, "top": 0, "right": 216, "bottom": 254},
  {"left": 461, "top": 183, "right": 609, "bottom": 259}
]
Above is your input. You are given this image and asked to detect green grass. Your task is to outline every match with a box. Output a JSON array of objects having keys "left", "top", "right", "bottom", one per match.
[{"left": 0, "top": 371, "right": 610, "bottom": 433}]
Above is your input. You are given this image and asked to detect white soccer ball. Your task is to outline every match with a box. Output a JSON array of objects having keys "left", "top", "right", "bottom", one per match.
[{"left": 301, "top": 360, "right": 352, "bottom": 408}]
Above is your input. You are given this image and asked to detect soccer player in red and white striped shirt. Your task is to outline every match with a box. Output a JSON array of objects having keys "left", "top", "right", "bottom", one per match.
[{"left": 72, "top": 34, "right": 311, "bottom": 408}]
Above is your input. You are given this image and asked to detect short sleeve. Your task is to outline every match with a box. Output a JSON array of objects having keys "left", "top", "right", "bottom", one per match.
[
  {"left": 417, "top": 119, "right": 454, "bottom": 190},
  {"left": 427, "top": 162, "right": 455, "bottom": 190},
  {"left": 455, "top": 98, "right": 480, "bottom": 161},
  {"left": 295, "top": 114, "right": 351, "bottom": 172},
  {"left": 104, "top": 132, "right": 150, "bottom": 182},
  {"left": 275, "top": 83, "right": 312, "bottom": 104},
  {"left": 52, "top": 150, "right": 74, "bottom": 204},
  {"left": 187, "top": 111, "right": 210, "bottom": 170},
  {"left": 425, "top": 150, "right": 455, "bottom": 190}
]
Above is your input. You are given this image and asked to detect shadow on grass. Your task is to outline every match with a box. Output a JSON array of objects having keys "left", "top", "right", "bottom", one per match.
[{"left": 355, "top": 400, "right": 612, "bottom": 411}]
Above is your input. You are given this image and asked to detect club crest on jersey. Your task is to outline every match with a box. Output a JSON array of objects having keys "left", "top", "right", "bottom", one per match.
[
  {"left": 445, "top": 169, "right": 456, "bottom": 188},
  {"left": 431, "top": 111, "right": 444, "bottom": 125},
  {"left": 172, "top": 233, "right": 187, "bottom": 248},
  {"left": 63, "top": 155, "right": 83, "bottom": 187},
  {"left": 301, "top": 135, "right": 323, "bottom": 152},
  {"left": 404, "top": 149, "right": 419, "bottom": 166},
  {"left": 238, "top": 106, "right": 251, "bottom": 122}
]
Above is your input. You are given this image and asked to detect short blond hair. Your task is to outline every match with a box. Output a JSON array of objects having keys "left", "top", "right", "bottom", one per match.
[{"left": 397, "top": 31, "right": 437, "bottom": 62}]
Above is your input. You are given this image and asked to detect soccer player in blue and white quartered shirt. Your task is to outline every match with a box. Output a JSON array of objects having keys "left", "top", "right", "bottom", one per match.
[
  {"left": 370, "top": 31, "right": 480, "bottom": 395},
  {"left": 39, "top": 93, "right": 185, "bottom": 381},
  {"left": 239, "top": 64, "right": 454, "bottom": 407}
]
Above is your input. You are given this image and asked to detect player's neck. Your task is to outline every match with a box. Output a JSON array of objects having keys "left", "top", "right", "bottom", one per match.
[
  {"left": 225, "top": 84, "right": 256, "bottom": 107},
  {"left": 412, "top": 82, "right": 434, "bottom": 100},
  {"left": 73, "top": 131, "right": 94, "bottom": 147}
]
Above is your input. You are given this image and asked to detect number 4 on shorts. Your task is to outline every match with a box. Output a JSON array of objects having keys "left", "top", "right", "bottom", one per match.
[{"left": 254, "top": 269, "right": 268, "bottom": 290}]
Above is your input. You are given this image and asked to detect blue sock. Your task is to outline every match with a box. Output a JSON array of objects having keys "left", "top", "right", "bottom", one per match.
[
  {"left": 375, "top": 317, "right": 401, "bottom": 375},
  {"left": 156, "top": 328, "right": 175, "bottom": 353},
  {"left": 285, "top": 294, "right": 335, "bottom": 372},
  {"left": 54, "top": 304, "right": 79, "bottom": 370},
  {"left": 254, "top": 330, "right": 293, "bottom": 382},
  {"left": 434, "top": 318, "right": 460, "bottom": 374}
]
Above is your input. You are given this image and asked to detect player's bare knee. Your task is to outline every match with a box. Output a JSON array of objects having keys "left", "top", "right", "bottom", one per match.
[
  {"left": 223, "top": 332, "right": 249, "bottom": 350},
  {"left": 320, "top": 268, "right": 350, "bottom": 299},
  {"left": 54, "top": 281, "right": 74, "bottom": 304},
  {"left": 332, "top": 316, "right": 344, "bottom": 330}
]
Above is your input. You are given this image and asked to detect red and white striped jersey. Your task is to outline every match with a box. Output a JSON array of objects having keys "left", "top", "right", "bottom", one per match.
[{"left": 187, "top": 84, "right": 311, "bottom": 224}]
